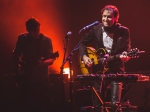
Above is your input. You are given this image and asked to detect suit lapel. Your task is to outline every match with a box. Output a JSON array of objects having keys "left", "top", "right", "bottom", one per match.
[
  {"left": 111, "top": 24, "right": 120, "bottom": 54},
  {"left": 95, "top": 24, "right": 104, "bottom": 48}
]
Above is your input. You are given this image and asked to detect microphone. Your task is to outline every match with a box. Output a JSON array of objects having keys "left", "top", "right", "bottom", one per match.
[
  {"left": 82, "top": 21, "right": 99, "bottom": 30},
  {"left": 64, "top": 31, "right": 72, "bottom": 40}
]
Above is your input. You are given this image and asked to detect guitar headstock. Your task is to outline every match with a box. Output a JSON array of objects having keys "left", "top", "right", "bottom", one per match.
[
  {"left": 127, "top": 48, "right": 145, "bottom": 58},
  {"left": 49, "top": 51, "right": 59, "bottom": 59}
]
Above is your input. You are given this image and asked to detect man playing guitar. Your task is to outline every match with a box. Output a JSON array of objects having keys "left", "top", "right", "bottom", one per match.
[
  {"left": 14, "top": 17, "right": 58, "bottom": 112},
  {"left": 79, "top": 5, "right": 131, "bottom": 112}
]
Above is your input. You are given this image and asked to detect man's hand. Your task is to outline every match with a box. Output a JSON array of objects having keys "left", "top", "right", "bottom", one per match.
[
  {"left": 120, "top": 51, "right": 130, "bottom": 62},
  {"left": 83, "top": 55, "right": 93, "bottom": 67},
  {"left": 38, "top": 58, "right": 56, "bottom": 66}
]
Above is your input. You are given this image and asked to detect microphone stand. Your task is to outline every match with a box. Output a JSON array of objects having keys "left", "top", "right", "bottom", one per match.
[
  {"left": 60, "top": 29, "right": 88, "bottom": 112},
  {"left": 60, "top": 37, "right": 69, "bottom": 112},
  {"left": 60, "top": 44, "right": 80, "bottom": 112},
  {"left": 60, "top": 24, "right": 98, "bottom": 111},
  {"left": 101, "top": 54, "right": 109, "bottom": 111}
]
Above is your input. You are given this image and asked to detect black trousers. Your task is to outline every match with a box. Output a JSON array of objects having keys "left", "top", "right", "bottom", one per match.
[{"left": 92, "top": 81, "right": 122, "bottom": 112}]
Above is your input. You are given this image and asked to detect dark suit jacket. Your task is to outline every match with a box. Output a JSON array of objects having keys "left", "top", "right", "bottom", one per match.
[{"left": 79, "top": 23, "right": 131, "bottom": 73}]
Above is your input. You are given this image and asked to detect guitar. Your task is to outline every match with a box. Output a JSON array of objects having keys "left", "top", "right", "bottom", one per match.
[
  {"left": 79, "top": 47, "right": 145, "bottom": 75},
  {"left": 15, "top": 51, "right": 59, "bottom": 86}
]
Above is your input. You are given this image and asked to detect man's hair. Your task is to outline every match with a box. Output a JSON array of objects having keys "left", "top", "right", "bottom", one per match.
[
  {"left": 101, "top": 5, "right": 119, "bottom": 22},
  {"left": 26, "top": 17, "right": 40, "bottom": 32}
]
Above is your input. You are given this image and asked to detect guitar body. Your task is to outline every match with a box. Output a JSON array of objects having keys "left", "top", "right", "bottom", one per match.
[{"left": 79, "top": 47, "right": 107, "bottom": 75}]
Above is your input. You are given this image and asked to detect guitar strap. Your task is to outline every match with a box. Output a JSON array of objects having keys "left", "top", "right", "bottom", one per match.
[{"left": 36, "top": 34, "right": 44, "bottom": 59}]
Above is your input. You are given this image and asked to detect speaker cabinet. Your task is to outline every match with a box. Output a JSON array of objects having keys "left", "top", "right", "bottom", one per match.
[
  {"left": 49, "top": 74, "right": 69, "bottom": 112},
  {"left": 74, "top": 88, "right": 93, "bottom": 112}
]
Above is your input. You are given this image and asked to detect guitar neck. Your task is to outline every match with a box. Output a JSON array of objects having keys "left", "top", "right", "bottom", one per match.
[
  {"left": 107, "top": 50, "right": 136, "bottom": 61},
  {"left": 98, "top": 54, "right": 121, "bottom": 62},
  {"left": 108, "top": 54, "right": 121, "bottom": 61}
]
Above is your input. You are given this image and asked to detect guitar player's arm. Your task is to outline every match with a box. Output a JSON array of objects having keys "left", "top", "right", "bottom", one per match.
[
  {"left": 119, "top": 27, "right": 131, "bottom": 62},
  {"left": 38, "top": 37, "right": 56, "bottom": 66},
  {"left": 13, "top": 35, "right": 25, "bottom": 68},
  {"left": 79, "top": 28, "right": 95, "bottom": 67},
  {"left": 38, "top": 58, "right": 56, "bottom": 66}
]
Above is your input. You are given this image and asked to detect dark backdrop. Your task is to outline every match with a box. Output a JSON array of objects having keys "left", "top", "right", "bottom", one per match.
[{"left": 0, "top": 0, "right": 150, "bottom": 111}]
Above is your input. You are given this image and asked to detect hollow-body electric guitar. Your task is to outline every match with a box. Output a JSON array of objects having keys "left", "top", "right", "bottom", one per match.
[{"left": 79, "top": 47, "right": 144, "bottom": 75}]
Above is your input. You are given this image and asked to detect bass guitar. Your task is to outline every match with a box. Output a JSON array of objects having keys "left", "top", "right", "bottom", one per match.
[{"left": 15, "top": 51, "right": 59, "bottom": 86}]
